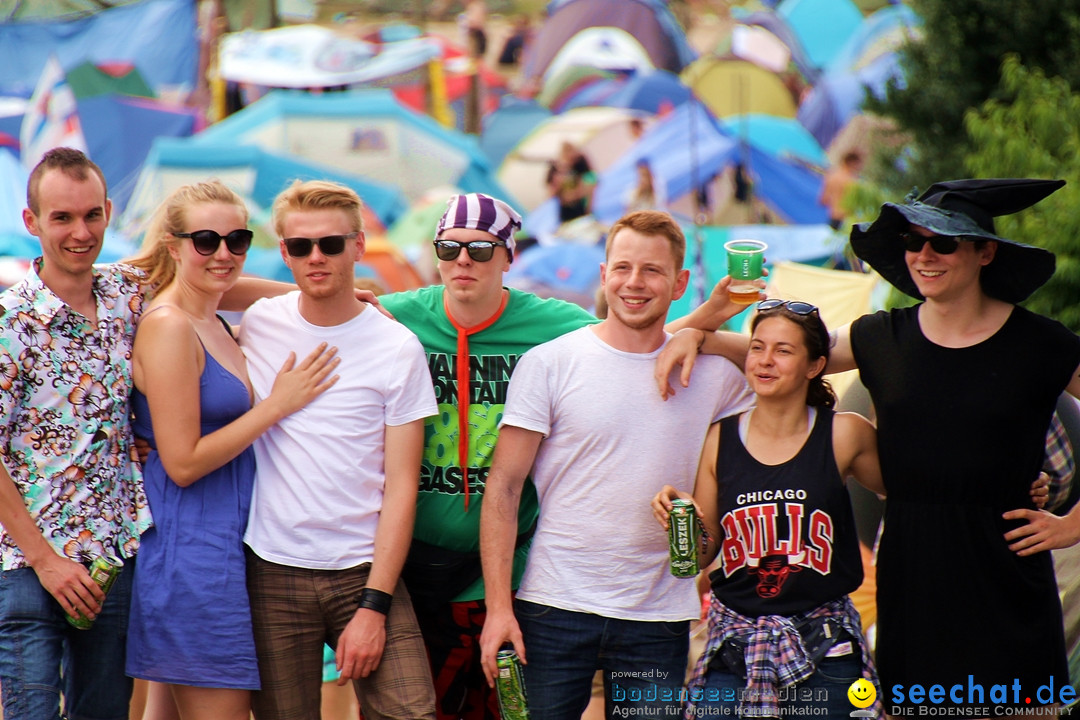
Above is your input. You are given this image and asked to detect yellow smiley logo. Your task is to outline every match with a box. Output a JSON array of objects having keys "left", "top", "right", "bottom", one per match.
[{"left": 847, "top": 678, "right": 876, "bottom": 709}]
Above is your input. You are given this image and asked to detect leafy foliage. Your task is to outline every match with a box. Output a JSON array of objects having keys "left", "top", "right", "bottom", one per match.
[
  {"left": 866, "top": 0, "right": 1080, "bottom": 194},
  {"left": 965, "top": 56, "right": 1080, "bottom": 331}
]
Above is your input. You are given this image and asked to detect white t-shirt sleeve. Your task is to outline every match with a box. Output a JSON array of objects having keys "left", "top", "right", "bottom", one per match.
[
  {"left": 500, "top": 348, "right": 553, "bottom": 436},
  {"left": 385, "top": 331, "right": 438, "bottom": 426},
  {"left": 708, "top": 356, "right": 755, "bottom": 421}
]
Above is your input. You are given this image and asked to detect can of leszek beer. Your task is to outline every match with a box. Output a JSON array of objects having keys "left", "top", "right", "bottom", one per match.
[
  {"left": 668, "top": 498, "right": 700, "bottom": 578},
  {"left": 67, "top": 555, "right": 124, "bottom": 630},
  {"left": 495, "top": 648, "right": 530, "bottom": 720}
]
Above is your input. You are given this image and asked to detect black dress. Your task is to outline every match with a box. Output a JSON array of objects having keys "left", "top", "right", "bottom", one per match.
[{"left": 851, "top": 306, "right": 1079, "bottom": 709}]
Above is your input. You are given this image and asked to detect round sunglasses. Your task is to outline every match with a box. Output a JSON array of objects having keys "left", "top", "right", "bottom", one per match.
[
  {"left": 899, "top": 232, "right": 965, "bottom": 255},
  {"left": 433, "top": 239, "right": 506, "bottom": 262},
  {"left": 174, "top": 229, "right": 253, "bottom": 256},
  {"left": 757, "top": 299, "right": 819, "bottom": 315},
  {"left": 282, "top": 232, "right": 358, "bottom": 258}
]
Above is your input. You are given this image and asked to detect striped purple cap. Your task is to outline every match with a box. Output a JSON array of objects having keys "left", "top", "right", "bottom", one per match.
[{"left": 435, "top": 193, "right": 522, "bottom": 260}]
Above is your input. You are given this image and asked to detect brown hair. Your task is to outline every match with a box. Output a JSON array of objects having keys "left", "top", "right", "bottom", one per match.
[
  {"left": 272, "top": 180, "right": 364, "bottom": 239},
  {"left": 605, "top": 210, "right": 686, "bottom": 270},
  {"left": 126, "top": 180, "right": 248, "bottom": 291},
  {"left": 27, "top": 147, "right": 108, "bottom": 216},
  {"left": 750, "top": 306, "right": 837, "bottom": 409}
]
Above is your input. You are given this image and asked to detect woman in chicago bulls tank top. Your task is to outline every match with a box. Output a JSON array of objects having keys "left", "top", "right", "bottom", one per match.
[{"left": 653, "top": 300, "right": 885, "bottom": 719}]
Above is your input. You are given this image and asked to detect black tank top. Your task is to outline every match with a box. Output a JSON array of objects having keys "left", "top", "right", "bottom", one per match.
[{"left": 709, "top": 409, "right": 863, "bottom": 617}]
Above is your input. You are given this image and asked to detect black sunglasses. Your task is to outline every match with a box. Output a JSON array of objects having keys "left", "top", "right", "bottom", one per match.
[
  {"left": 283, "top": 232, "right": 358, "bottom": 258},
  {"left": 900, "top": 232, "right": 963, "bottom": 255},
  {"left": 433, "top": 239, "right": 506, "bottom": 262},
  {"left": 175, "top": 229, "right": 253, "bottom": 256},
  {"left": 757, "top": 299, "right": 819, "bottom": 316}
]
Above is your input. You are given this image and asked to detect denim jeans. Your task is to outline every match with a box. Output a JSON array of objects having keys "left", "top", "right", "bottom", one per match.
[
  {"left": 0, "top": 563, "right": 134, "bottom": 720},
  {"left": 514, "top": 599, "right": 689, "bottom": 720},
  {"left": 695, "top": 651, "right": 862, "bottom": 716}
]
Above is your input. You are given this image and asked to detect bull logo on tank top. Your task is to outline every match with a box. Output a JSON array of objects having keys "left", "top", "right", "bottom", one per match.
[{"left": 719, "top": 495, "right": 834, "bottom": 599}]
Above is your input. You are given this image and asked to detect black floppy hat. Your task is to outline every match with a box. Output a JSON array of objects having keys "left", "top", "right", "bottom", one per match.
[{"left": 850, "top": 178, "right": 1065, "bottom": 303}]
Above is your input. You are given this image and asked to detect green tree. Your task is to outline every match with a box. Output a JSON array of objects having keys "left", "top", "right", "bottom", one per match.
[
  {"left": 867, "top": 0, "right": 1080, "bottom": 194},
  {"left": 965, "top": 55, "right": 1080, "bottom": 332}
]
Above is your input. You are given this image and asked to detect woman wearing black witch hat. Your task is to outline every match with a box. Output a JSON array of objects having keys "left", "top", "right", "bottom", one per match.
[
  {"left": 840, "top": 179, "right": 1080, "bottom": 712},
  {"left": 658, "top": 178, "right": 1080, "bottom": 713}
]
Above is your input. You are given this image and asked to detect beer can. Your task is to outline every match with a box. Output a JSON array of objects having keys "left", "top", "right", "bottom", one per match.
[
  {"left": 668, "top": 499, "right": 700, "bottom": 578},
  {"left": 67, "top": 555, "right": 124, "bottom": 630},
  {"left": 495, "top": 648, "right": 530, "bottom": 720}
]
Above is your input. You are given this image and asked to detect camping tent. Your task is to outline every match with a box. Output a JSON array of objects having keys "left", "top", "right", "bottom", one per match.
[
  {"left": 720, "top": 114, "right": 826, "bottom": 167},
  {"left": 729, "top": 9, "right": 819, "bottom": 83},
  {"left": 0, "top": 0, "right": 197, "bottom": 100},
  {"left": 218, "top": 24, "right": 441, "bottom": 89},
  {"left": 118, "top": 139, "right": 408, "bottom": 244},
  {"left": 681, "top": 57, "right": 797, "bottom": 119},
  {"left": 777, "top": 0, "right": 863, "bottom": 71},
  {"left": 542, "top": 27, "right": 655, "bottom": 82},
  {"left": 190, "top": 90, "right": 511, "bottom": 205},
  {"left": 523, "top": 0, "right": 696, "bottom": 82},
  {"left": 825, "top": 3, "right": 922, "bottom": 74},
  {"left": 559, "top": 69, "right": 693, "bottom": 114},
  {"left": 592, "top": 102, "right": 828, "bottom": 225},
  {"left": 480, "top": 97, "right": 552, "bottom": 168},
  {"left": 797, "top": 50, "right": 904, "bottom": 148},
  {"left": 497, "top": 107, "right": 646, "bottom": 212}
]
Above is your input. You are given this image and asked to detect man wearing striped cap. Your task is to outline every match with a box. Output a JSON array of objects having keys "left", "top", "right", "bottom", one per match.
[{"left": 380, "top": 193, "right": 598, "bottom": 720}]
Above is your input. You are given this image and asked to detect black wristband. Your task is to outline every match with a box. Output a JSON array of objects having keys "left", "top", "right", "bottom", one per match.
[{"left": 356, "top": 587, "right": 393, "bottom": 616}]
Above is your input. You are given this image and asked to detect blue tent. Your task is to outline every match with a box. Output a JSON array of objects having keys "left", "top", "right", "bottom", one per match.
[
  {"left": 720, "top": 114, "right": 826, "bottom": 167},
  {"left": 191, "top": 90, "right": 513, "bottom": 205},
  {"left": 797, "top": 51, "right": 905, "bottom": 148},
  {"left": 480, "top": 97, "right": 552, "bottom": 169},
  {"left": 118, "top": 140, "right": 409, "bottom": 242},
  {"left": 777, "top": 0, "right": 863, "bottom": 71},
  {"left": 559, "top": 69, "right": 693, "bottom": 114},
  {"left": 593, "top": 102, "right": 828, "bottom": 225},
  {"left": 0, "top": 0, "right": 197, "bottom": 99},
  {"left": 826, "top": 4, "right": 921, "bottom": 74},
  {"left": 80, "top": 95, "right": 197, "bottom": 214},
  {"left": 0, "top": 94, "right": 197, "bottom": 215}
]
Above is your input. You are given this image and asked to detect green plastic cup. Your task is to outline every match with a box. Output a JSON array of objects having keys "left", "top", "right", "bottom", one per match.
[{"left": 724, "top": 239, "right": 767, "bottom": 304}]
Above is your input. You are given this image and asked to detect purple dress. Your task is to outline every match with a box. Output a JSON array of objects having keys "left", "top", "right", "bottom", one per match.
[{"left": 126, "top": 348, "right": 259, "bottom": 689}]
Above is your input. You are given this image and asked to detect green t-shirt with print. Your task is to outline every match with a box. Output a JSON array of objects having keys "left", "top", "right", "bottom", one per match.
[{"left": 380, "top": 286, "right": 598, "bottom": 601}]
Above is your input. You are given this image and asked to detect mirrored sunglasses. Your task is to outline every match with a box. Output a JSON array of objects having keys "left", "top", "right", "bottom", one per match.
[
  {"left": 900, "top": 232, "right": 963, "bottom": 255},
  {"left": 175, "top": 229, "right": 253, "bottom": 256},
  {"left": 283, "top": 232, "right": 358, "bottom": 258},
  {"left": 757, "top": 299, "right": 819, "bottom": 316},
  {"left": 433, "top": 239, "right": 506, "bottom": 262}
]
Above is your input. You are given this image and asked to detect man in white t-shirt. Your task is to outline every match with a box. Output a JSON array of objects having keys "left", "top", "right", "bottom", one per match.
[
  {"left": 239, "top": 180, "right": 438, "bottom": 720},
  {"left": 478, "top": 210, "right": 753, "bottom": 719}
]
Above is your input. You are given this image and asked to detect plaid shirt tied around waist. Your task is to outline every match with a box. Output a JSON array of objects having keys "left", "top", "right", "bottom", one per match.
[{"left": 684, "top": 593, "right": 883, "bottom": 719}]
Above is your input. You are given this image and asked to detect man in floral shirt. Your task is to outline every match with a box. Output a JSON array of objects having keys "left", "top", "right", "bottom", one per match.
[{"left": 0, "top": 148, "right": 149, "bottom": 720}]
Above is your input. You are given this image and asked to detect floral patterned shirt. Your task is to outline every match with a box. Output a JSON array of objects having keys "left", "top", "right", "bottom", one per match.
[{"left": 0, "top": 260, "right": 151, "bottom": 571}]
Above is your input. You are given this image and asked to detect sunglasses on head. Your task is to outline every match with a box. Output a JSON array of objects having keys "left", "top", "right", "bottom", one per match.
[
  {"left": 757, "top": 299, "right": 819, "bottom": 316},
  {"left": 900, "top": 232, "right": 964, "bottom": 255},
  {"left": 282, "top": 232, "right": 358, "bottom": 258},
  {"left": 175, "top": 229, "right": 253, "bottom": 256},
  {"left": 433, "top": 239, "right": 506, "bottom": 262}
]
